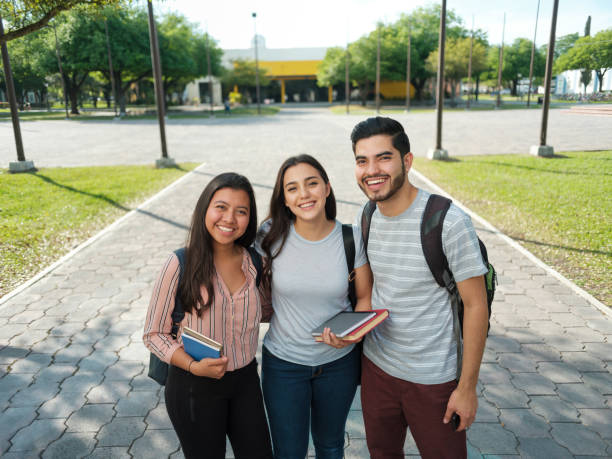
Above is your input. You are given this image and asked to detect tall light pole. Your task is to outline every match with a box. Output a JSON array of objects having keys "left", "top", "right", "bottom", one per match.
[
  {"left": 466, "top": 15, "right": 474, "bottom": 109},
  {"left": 104, "top": 18, "right": 118, "bottom": 118},
  {"left": 427, "top": 0, "right": 448, "bottom": 160},
  {"left": 345, "top": 47, "right": 350, "bottom": 114},
  {"left": 496, "top": 13, "right": 506, "bottom": 109},
  {"left": 52, "top": 22, "right": 69, "bottom": 119},
  {"left": 405, "top": 24, "right": 411, "bottom": 112},
  {"left": 1, "top": 15, "right": 34, "bottom": 172},
  {"left": 252, "top": 12, "right": 261, "bottom": 115},
  {"left": 530, "top": 0, "right": 559, "bottom": 157},
  {"left": 147, "top": 0, "right": 174, "bottom": 167},
  {"left": 527, "top": 0, "right": 541, "bottom": 107},
  {"left": 206, "top": 26, "right": 214, "bottom": 117},
  {"left": 375, "top": 23, "right": 381, "bottom": 114}
]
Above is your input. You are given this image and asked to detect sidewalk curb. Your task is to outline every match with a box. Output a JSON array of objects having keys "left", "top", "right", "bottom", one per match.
[
  {"left": 411, "top": 168, "right": 610, "bottom": 317},
  {"left": 0, "top": 162, "right": 207, "bottom": 308}
]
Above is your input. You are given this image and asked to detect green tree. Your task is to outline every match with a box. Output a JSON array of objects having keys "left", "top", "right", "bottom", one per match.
[
  {"left": 580, "top": 16, "right": 592, "bottom": 93},
  {"left": 426, "top": 36, "right": 487, "bottom": 103},
  {"left": 222, "top": 58, "right": 269, "bottom": 102},
  {"left": 487, "top": 38, "right": 545, "bottom": 96},
  {"left": 555, "top": 33, "right": 579, "bottom": 59},
  {"left": 0, "top": 0, "right": 121, "bottom": 43},
  {"left": 555, "top": 29, "right": 612, "bottom": 92},
  {"left": 316, "top": 46, "right": 346, "bottom": 87},
  {"left": 158, "top": 14, "right": 222, "bottom": 105},
  {"left": 0, "top": 27, "right": 49, "bottom": 107},
  {"left": 392, "top": 5, "right": 472, "bottom": 100}
]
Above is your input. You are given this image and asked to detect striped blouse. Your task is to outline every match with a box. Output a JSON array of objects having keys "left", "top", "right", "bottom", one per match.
[{"left": 143, "top": 248, "right": 266, "bottom": 372}]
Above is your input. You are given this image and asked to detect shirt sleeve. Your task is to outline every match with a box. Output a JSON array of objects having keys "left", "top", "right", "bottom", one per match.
[
  {"left": 442, "top": 206, "right": 488, "bottom": 283},
  {"left": 143, "top": 253, "right": 183, "bottom": 363}
]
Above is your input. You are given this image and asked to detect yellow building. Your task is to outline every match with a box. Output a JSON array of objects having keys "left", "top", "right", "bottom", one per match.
[{"left": 223, "top": 36, "right": 414, "bottom": 104}]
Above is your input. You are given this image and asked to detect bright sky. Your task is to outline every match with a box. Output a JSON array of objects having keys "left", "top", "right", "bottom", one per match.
[{"left": 158, "top": 0, "right": 612, "bottom": 50}]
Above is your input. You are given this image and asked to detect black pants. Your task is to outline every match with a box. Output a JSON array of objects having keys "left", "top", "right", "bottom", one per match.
[{"left": 165, "top": 359, "right": 273, "bottom": 459}]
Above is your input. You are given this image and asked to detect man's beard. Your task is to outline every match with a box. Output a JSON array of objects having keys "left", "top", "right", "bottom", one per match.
[{"left": 360, "top": 161, "right": 406, "bottom": 202}]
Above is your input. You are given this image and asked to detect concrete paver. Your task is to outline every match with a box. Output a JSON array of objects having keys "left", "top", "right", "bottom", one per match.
[{"left": 1, "top": 111, "right": 610, "bottom": 457}]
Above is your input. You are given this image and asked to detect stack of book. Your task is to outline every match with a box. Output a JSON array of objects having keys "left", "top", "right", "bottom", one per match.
[{"left": 182, "top": 327, "right": 223, "bottom": 360}]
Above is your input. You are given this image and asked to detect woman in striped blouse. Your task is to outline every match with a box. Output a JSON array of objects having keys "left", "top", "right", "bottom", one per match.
[{"left": 143, "top": 173, "right": 272, "bottom": 459}]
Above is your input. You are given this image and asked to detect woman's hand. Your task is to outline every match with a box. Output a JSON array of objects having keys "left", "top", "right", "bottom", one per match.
[
  {"left": 321, "top": 327, "right": 360, "bottom": 349},
  {"left": 190, "top": 356, "right": 228, "bottom": 379}
]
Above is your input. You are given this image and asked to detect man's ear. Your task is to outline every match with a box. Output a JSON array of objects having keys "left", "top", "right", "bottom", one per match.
[{"left": 404, "top": 152, "right": 414, "bottom": 171}]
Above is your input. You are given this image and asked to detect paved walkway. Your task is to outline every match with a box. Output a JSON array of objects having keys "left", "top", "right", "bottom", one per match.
[
  {"left": 2, "top": 107, "right": 612, "bottom": 168},
  {"left": 1, "top": 111, "right": 611, "bottom": 457}
]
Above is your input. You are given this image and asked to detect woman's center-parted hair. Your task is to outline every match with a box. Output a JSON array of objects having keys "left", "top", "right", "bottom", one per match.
[{"left": 179, "top": 172, "right": 258, "bottom": 315}]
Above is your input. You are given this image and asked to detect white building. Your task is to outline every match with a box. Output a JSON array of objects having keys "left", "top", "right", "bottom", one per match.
[
  {"left": 554, "top": 68, "right": 612, "bottom": 95},
  {"left": 183, "top": 75, "right": 223, "bottom": 106}
]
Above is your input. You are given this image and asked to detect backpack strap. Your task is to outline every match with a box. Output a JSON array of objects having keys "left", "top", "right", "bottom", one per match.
[
  {"left": 246, "top": 246, "right": 263, "bottom": 287},
  {"left": 360, "top": 200, "right": 376, "bottom": 259},
  {"left": 171, "top": 248, "right": 187, "bottom": 339},
  {"left": 420, "top": 195, "right": 464, "bottom": 380},
  {"left": 421, "top": 194, "right": 453, "bottom": 290},
  {"left": 341, "top": 224, "right": 357, "bottom": 309}
]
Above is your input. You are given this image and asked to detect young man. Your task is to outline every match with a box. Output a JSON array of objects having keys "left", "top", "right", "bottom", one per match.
[{"left": 351, "top": 117, "right": 489, "bottom": 459}]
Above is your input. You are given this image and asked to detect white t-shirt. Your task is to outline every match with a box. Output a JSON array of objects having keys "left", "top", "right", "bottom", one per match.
[{"left": 256, "top": 220, "right": 367, "bottom": 366}]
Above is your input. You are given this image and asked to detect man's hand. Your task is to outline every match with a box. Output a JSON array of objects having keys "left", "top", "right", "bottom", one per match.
[
  {"left": 443, "top": 386, "right": 478, "bottom": 431},
  {"left": 190, "top": 356, "right": 228, "bottom": 379}
]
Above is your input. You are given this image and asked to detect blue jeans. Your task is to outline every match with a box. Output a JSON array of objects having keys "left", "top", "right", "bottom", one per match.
[{"left": 262, "top": 346, "right": 360, "bottom": 459}]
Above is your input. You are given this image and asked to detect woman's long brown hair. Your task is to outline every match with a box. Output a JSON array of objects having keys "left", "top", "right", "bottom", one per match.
[
  {"left": 179, "top": 173, "right": 258, "bottom": 315},
  {"left": 260, "top": 155, "right": 336, "bottom": 291}
]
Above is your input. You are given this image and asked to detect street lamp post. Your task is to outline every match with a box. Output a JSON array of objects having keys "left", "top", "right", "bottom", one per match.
[
  {"left": 1, "top": 14, "right": 33, "bottom": 172},
  {"left": 375, "top": 23, "right": 381, "bottom": 114},
  {"left": 527, "top": 0, "right": 541, "bottom": 108},
  {"left": 104, "top": 18, "right": 118, "bottom": 118},
  {"left": 467, "top": 16, "right": 474, "bottom": 109},
  {"left": 405, "top": 25, "right": 411, "bottom": 112},
  {"left": 345, "top": 47, "right": 350, "bottom": 114},
  {"left": 206, "top": 28, "right": 214, "bottom": 117},
  {"left": 496, "top": 13, "right": 506, "bottom": 109},
  {"left": 147, "top": 0, "right": 174, "bottom": 167},
  {"left": 427, "top": 0, "right": 448, "bottom": 160},
  {"left": 530, "top": 0, "right": 559, "bottom": 157},
  {"left": 52, "top": 22, "right": 69, "bottom": 119},
  {"left": 252, "top": 12, "right": 261, "bottom": 115}
]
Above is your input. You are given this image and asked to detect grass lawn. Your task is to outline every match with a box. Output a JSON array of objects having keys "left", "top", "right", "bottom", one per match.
[
  {"left": 413, "top": 151, "right": 611, "bottom": 307},
  {"left": 329, "top": 104, "right": 546, "bottom": 115},
  {"left": 0, "top": 163, "right": 197, "bottom": 298},
  {"left": 0, "top": 106, "right": 279, "bottom": 122}
]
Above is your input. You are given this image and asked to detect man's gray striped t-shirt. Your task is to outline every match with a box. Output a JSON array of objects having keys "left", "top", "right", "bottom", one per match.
[{"left": 354, "top": 189, "right": 487, "bottom": 384}]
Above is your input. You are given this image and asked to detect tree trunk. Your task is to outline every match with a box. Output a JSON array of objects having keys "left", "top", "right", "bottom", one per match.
[
  {"left": 511, "top": 79, "right": 518, "bottom": 97},
  {"left": 414, "top": 78, "right": 426, "bottom": 101},
  {"left": 595, "top": 70, "right": 607, "bottom": 92},
  {"left": 68, "top": 84, "right": 79, "bottom": 114},
  {"left": 476, "top": 75, "right": 480, "bottom": 101},
  {"left": 115, "top": 74, "right": 127, "bottom": 115}
]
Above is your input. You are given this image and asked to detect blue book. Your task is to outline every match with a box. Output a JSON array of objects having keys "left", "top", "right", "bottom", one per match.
[{"left": 182, "top": 327, "right": 223, "bottom": 360}]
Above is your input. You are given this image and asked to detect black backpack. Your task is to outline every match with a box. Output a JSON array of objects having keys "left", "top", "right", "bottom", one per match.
[
  {"left": 360, "top": 194, "right": 497, "bottom": 377},
  {"left": 147, "top": 246, "right": 263, "bottom": 385}
]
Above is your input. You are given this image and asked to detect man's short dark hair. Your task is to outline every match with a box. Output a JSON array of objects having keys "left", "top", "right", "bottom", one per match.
[{"left": 350, "top": 117, "right": 411, "bottom": 158}]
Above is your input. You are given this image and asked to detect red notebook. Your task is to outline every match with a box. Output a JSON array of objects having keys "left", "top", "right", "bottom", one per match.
[{"left": 314, "top": 309, "right": 389, "bottom": 343}]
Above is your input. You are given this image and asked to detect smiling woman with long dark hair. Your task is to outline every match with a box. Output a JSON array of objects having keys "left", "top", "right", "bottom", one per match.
[
  {"left": 257, "top": 155, "right": 373, "bottom": 458},
  {"left": 144, "top": 173, "right": 272, "bottom": 459}
]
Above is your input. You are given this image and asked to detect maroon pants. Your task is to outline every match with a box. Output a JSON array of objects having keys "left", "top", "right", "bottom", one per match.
[{"left": 361, "top": 355, "right": 466, "bottom": 459}]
